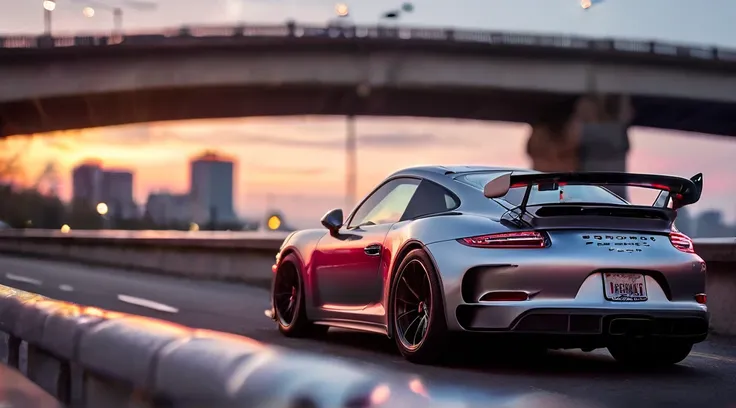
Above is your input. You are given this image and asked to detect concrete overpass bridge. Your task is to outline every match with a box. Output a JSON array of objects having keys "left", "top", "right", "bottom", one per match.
[{"left": 1, "top": 23, "right": 736, "bottom": 139}]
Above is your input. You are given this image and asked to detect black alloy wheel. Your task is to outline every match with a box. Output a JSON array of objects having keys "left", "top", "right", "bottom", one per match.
[{"left": 391, "top": 249, "right": 448, "bottom": 364}]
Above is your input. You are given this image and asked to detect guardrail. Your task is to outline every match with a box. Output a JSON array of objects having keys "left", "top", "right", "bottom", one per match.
[
  {"left": 0, "top": 230, "right": 734, "bottom": 336},
  {"left": 0, "top": 229, "right": 287, "bottom": 286},
  {"left": 0, "top": 284, "right": 586, "bottom": 408},
  {"left": 0, "top": 22, "right": 735, "bottom": 65}
]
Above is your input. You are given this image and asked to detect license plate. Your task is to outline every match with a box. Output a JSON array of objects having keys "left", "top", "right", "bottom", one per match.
[{"left": 603, "top": 273, "right": 647, "bottom": 302}]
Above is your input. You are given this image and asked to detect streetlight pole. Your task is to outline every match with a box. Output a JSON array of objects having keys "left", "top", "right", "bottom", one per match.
[
  {"left": 44, "top": 9, "right": 52, "bottom": 35},
  {"left": 79, "top": 1, "right": 157, "bottom": 36},
  {"left": 113, "top": 8, "right": 123, "bottom": 34},
  {"left": 42, "top": 0, "right": 56, "bottom": 36},
  {"left": 333, "top": 3, "right": 357, "bottom": 209},
  {"left": 380, "top": 2, "right": 414, "bottom": 21},
  {"left": 345, "top": 116, "right": 357, "bottom": 209}
]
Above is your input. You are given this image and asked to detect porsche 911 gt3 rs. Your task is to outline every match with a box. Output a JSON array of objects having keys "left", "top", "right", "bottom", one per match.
[{"left": 269, "top": 166, "right": 708, "bottom": 366}]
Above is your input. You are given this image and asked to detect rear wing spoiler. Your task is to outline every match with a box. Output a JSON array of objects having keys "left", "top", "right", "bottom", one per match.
[{"left": 483, "top": 171, "right": 703, "bottom": 210}]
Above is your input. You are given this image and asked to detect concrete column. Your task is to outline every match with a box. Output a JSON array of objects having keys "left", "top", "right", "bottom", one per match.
[
  {"left": 576, "top": 94, "right": 632, "bottom": 200},
  {"left": 525, "top": 121, "right": 578, "bottom": 173},
  {"left": 526, "top": 94, "right": 633, "bottom": 200}
]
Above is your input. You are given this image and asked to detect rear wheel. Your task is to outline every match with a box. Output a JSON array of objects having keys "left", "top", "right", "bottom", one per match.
[
  {"left": 273, "top": 254, "right": 328, "bottom": 338},
  {"left": 390, "top": 249, "right": 448, "bottom": 364},
  {"left": 608, "top": 341, "right": 693, "bottom": 367}
]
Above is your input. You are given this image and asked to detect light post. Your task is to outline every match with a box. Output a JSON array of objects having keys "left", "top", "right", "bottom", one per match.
[
  {"left": 82, "top": 6, "right": 123, "bottom": 34},
  {"left": 380, "top": 2, "right": 414, "bottom": 21},
  {"left": 332, "top": 5, "right": 402, "bottom": 209},
  {"left": 335, "top": 3, "right": 349, "bottom": 17},
  {"left": 344, "top": 84, "right": 371, "bottom": 210},
  {"left": 332, "top": 3, "right": 357, "bottom": 209},
  {"left": 42, "top": 0, "right": 56, "bottom": 36},
  {"left": 79, "top": 0, "right": 157, "bottom": 36},
  {"left": 580, "top": 0, "right": 604, "bottom": 9},
  {"left": 96, "top": 202, "right": 109, "bottom": 229}
]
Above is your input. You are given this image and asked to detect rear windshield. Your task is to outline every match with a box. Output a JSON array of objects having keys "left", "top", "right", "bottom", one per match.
[{"left": 457, "top": 172, "right": 629, "bottom": 206}]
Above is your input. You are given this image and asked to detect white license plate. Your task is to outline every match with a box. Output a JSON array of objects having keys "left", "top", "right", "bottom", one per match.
[{"left": 603, "top": 273, "right": 647, "bottom": 302}]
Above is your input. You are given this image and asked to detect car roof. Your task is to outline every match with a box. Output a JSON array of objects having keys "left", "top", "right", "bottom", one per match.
[{"left": 389, "top": 165, "right": 535, "bottom": 178}]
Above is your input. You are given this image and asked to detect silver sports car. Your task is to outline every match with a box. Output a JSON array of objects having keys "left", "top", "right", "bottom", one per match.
[{"left": 269, "top": 166, "right": 708, "bottom": 366}]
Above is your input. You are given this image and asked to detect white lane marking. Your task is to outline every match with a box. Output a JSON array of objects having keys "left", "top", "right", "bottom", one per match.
[
  {"left": 5, "top": 273, "right": 42, "bottom": 286},
  {"left": 59, "top": 284, "right": 74, "bottom": 292},
  {"left": 117, "top": 294, "right": 179, "bottom": 313},
  {"left": 691, "top": 351, "right": 736, "bottom": 364}
]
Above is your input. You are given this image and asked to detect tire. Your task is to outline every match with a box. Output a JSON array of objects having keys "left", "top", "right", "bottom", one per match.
[
  {"left": 272, "top": 253, "right": 328, "bottom": 338},
  {"left": 389, "top": 248, "right": 448, "bottom": 364},
  {"left": 608, "top": 341, "right": 693, "bottom": 367}
]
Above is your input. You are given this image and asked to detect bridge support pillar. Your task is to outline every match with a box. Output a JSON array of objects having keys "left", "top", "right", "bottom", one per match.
[{"left": 526, "top": 94, "right": 633, "bottom": 200}]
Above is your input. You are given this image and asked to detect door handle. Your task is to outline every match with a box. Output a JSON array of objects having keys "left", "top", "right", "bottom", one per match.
[{"left": 364, "top": 244, "right": 381, "bottom": 256}]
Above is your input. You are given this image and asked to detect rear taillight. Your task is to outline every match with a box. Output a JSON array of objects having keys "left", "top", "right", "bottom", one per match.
[
  {"left": 669, "top": 231, "right": 694, "bottom": 253},
  {"left": 458, "top": 231, "right": 548, "bottom": 248}
]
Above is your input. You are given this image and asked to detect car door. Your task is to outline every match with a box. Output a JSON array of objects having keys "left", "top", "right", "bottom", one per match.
[{"left": 312, "top": 178, "right": 421, "bottom": 307}]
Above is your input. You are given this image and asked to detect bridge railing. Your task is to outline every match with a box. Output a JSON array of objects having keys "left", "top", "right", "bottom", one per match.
[
  {"left": 0, "top": 230, "right": 734, "bottom": 336},
  {"left": 0, "top": 284, "right": 438, "bottom": 407},
  {"left": 1, "top": 23, "right": 734, "bottom": 64}
]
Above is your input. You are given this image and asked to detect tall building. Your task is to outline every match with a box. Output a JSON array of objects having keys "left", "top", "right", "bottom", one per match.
[
  {"left": 72, "top": 160, "right": 103, "bottom": 206},
  {"left": 101, "top": 170, "right": 136, "bottom": 219},
  {"left": 145, "top": 192, "right": 192, "bottom": 225},
  {"left": 189, "top": 151, "right": 236, "bottom": 224}
]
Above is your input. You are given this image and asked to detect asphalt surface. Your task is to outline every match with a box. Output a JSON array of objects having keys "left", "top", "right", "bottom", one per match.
[{"left": 2, "top": 255, "right": 736, "bottom": 408}]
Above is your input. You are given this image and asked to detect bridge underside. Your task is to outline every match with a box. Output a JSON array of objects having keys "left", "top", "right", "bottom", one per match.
[{"left": 1, "top": 85, "right": 735, "bottom": 138}]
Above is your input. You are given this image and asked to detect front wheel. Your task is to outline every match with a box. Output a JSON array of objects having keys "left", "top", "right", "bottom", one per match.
[
  {"left": 390, "top": 248, "right": 448, "bottom": 364},
  {"left": 608, "top": 341, "right": 693, "bottom": 367},
  {"left": 273, "top": 254, "right": 328, "bottom": 338}
]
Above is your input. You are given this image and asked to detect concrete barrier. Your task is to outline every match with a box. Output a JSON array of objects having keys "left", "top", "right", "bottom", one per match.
[
  {"left": 0, "top": 230, "right": 287, "bottom": 287},
  {"left": 0, "top": 230, "right": 733, "bottom": 335},
  {"left": 0, "top": 284, "right": 590, "bottom": 408}
]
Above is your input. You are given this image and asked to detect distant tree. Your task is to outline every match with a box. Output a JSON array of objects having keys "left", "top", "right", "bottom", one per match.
[
  {"left": 67, "top": 199, "right": 103, "bottom": 229},
  {"left": 0, "top": 137, "right": 33, "bottom": 184}
]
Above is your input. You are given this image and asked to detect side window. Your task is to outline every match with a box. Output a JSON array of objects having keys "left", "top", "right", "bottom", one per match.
[
  {"left": 348, "top": 178, "right": 420, "bottom": 228},
  {"left": 402, "top": 180, "right": 460, "bottom": 220},
  {"left": 445, "top": 194, "right": 458, "bottom": 209}
]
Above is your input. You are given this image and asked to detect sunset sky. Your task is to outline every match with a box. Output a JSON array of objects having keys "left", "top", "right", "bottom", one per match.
[
  {"left": 2, "top": 0, "right": 736, "bottom": 228},
  {"left": 5, "top": 119, "right": 736, "bottom": 228}
]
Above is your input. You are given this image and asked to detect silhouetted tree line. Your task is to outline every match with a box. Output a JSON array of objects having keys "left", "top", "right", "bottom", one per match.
[{"left": 0, "top": 184, "right": 65, "bottom": 228}]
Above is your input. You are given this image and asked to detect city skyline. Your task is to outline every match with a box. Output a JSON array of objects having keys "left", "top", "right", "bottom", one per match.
[
  {"left": 9, "top": 116, "right": 736, "bottom": 229},
  {"left": 69, "top": 149, "right": 238, "bottom": 226}
]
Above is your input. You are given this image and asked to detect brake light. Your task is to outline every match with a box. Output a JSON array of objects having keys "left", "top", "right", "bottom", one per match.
[
  {"left": 458, "top": 231, "right": 548, "bottom": 248},
  {"left": 669, "top": 231, "right": 694, "bottom": 253}
]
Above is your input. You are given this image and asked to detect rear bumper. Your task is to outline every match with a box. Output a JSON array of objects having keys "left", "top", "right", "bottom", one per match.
[
  {"left": 424, "top": 237, "right": 708, "bottom": 341},
  {"left": 457, "top": 306, "right": 709, "bottom": 342}
]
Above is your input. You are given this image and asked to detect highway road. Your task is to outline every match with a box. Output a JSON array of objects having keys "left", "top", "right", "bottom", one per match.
[{"left": 2, "top": 255, "right": 736, "bottom": 408}]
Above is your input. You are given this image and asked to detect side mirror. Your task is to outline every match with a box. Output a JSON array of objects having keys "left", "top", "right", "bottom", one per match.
[
  {"left": 483, "top": 172, "right": 512, "bottom": 198},
  {"left": 320, "top": 208, "right": 344, "bottom": 235}
]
